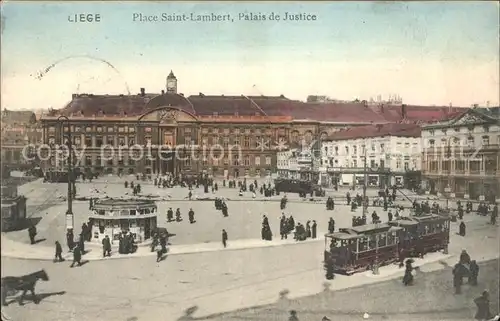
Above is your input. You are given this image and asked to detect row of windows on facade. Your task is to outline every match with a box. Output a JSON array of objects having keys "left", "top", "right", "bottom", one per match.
[
  {"left": 426, "top": 125, "right": 492, "bottom": 136},
  {"left": 425, "top": 159, "right": 498, "bottom": 172},
  {"left": 324, "top": 142, "right": 419, "bottom": 156},
  {"left": 427, "top": 135, "right": 500, "bottom": 148},
  {"left": 279, "top": 158, "right": 417, "bottom": 170},
  {"left": 60, "top": 166, "right": 271, "bottom": 177},
  {"left": 56, "top": 155, "right": 273, "bottom": 167},
  {"left": 47, "top": 135, "right": 287, "bottom": 148},
  {"left": 48, "top": 125, "right": 287, "bottom": 136}
]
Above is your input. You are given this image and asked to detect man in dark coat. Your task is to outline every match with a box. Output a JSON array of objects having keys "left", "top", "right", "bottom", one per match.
[
  {"left": 54, "top": 241, "right": 64, "bottom": 262},
  {"left": 222, "top": 203, "right": 228, "bottom": 217},
  {"left": 469, "top": 260, "right": 479, "bottom": 286},
  {"left": 70, "top": 245, "right": 82, "bottom": 267},
  {"left": 222, "top": 229, "right": 228, "bottom": 248},
  {"left": 102, "top": 235, "right": 111, "bottom": 257},
  {"left": 306, "top": 221, "right": 311, "bottom": 238},
  {"left": 280, "top": 215, "right": 287, "bottom": 239},
  {"left": 312, "top": 220, "right": 317, "bottom": 239},
  {"left": 474, "top": 291, "right": 493, "bottom": 320},
  {"left": 66, "top": 229, "right": 74, "bottom": 251},
  {"left": 328, "top": 218, "right": 335, "bottom": 234},
  {"left": 453, "top": 263, "right": 463, "bottom": 294},
  {"left": 388, "top": 210, "right": 393, "bottom": 222},
  {"left": 28, "top": 225, "right": 37, "bottom": 244},
  {"left": 188, "top": 208, "right": 196, "bottom": 224},
  {"left": 79, "top": 233, "right": 85, "bottom": 254},
  {"left": 167, "top": 208, "right": 174, "bottom": 222},
  {"left": 459, "top": 221, "right": 466, "bottom": 236}
]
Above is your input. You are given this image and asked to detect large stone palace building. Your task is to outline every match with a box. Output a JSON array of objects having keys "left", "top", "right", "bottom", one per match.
[
  {"left": 421, "top": 107, "right": 500, "bottom": 202},
  {"left": 40, "top": 71, "right": 468, "bottom": 178}
]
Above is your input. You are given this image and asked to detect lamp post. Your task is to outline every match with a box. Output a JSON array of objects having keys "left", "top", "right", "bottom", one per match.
[
  {"left": 364, "top": 140, "right": 380, "bottom": 275},
  {"left": 57, "top": 115, "right": 74, "bottom": 232}
]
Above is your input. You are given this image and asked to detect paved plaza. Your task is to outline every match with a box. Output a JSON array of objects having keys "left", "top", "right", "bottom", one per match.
[
  {"left": 1, "top": 176, "right": 499, "bottom": 321},
  {"left": 4, "top": 176, "right": 411, "bottom": 248}
]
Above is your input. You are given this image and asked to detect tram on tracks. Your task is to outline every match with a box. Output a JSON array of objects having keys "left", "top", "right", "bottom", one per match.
[
  {"left": 324, "top": 214, "right": 450, "bottom": 275},
  {"left": 274, "top": 178, "right": 325, "bottom": 196},
  {"left": 388, "top": 214, "right": 450, "bottom": 258}
]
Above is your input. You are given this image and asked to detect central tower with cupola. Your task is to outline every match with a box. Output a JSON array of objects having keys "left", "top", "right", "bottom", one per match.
[{"left": 166, "top": 70, "right": 177, "bottom": 94}]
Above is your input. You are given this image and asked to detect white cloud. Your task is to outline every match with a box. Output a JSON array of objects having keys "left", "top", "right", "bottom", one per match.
[{"left": 1, "top": 57, "right": 498, "bottom": 110}]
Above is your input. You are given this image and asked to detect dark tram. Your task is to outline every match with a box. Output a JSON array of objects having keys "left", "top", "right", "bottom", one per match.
[
  {"left": 324, "top": 214, "right": 450, "bottom": 275},
  {"left": 274, "top": 178, "right": 325, "bottom": 196}
]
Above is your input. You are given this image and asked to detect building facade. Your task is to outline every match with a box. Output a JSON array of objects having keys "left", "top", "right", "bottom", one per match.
[
  {"left": 421, "top": 107, "right": 500, "bottom": 202},
  {"left": 321, "top": 124, "right": 422, "bottom": 188},
  {"left": 1, "top": 110, "right": 42, "bottom": 167},
  {"left": 39, "top": 72, "right": 469, "bottom": 178}
]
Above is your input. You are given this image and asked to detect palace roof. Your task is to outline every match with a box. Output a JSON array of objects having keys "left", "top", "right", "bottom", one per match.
[
  {"left": 325, "top": 123, "right": 422, "bottom": 141},
  {"left": 47, "top": 93, "right": 468, "bottom": 124}
]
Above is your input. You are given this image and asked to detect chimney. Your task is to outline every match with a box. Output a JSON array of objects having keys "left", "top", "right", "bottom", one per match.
[
  {"left": 140, "top": 88, "right": 145, "bottom": 96},
  {"left": 401, "top": 104, "right": 407, "bottom": 119},
  {"left": 161, "top": 90, "right": 165, "bottom": 95}
]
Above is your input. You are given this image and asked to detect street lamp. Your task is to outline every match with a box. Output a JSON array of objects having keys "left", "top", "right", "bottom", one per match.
[{"left": 57, "top": 115, "right": 74, "bottom": 232}]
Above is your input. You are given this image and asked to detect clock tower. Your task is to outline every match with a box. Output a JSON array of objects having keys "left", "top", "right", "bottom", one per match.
[{"left": 166, "top": 70, "right": 177, "bottom": 94}]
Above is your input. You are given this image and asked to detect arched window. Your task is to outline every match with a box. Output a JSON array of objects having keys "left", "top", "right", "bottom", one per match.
[{"left": 291, "top": 131, "right": 299, "bottom": 142}]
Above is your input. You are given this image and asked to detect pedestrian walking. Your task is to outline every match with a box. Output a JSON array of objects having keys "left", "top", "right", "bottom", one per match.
[
  {"left": 66, "top": 229, "right": 74, "bottom": 251},
  {"left": 474, "top": 291, "right": 493, "bottom": 320},
  {"left": 28, "top": 225, "right": 37, "bottom": 244},
  {"left": 459, "top": 221, "right": 466, "bottom": 236},
  {"left": 102, "top": 235, "right": 111, "bottom": 257},
  {"left": 222, "top": 229, "right": 228, "bottom": 248},
  {"left": 79, "top": 233, "right": 85, "bottom": 254},
  {"left": 70, "top": 245, "right": 82, "bottom": 267},
  {"left": 156, "top": 243, "right": 163, "bottom": 262},
  {"left": 54, "top": 241, "right": 64, "bottom": 262},
  {"left": 311, "top": 220, "right": 317, "bottom": 239},
  {"left": 469, "top": 260, "right": 479, "bottom": 286}
]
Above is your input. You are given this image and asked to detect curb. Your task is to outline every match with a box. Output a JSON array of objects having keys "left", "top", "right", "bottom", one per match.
[{"left": 1, "top": 237, "right": 326, "bottom": 262}]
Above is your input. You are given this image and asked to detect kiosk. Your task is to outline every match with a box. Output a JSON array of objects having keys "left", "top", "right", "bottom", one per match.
[{"left": 88, "top": 199, "right": 158, "bottom": 244}]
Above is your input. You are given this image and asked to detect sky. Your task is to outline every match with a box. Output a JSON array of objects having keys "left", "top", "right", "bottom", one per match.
[{"left": 1, "top": 1, "right": 499, "bottom": 110}]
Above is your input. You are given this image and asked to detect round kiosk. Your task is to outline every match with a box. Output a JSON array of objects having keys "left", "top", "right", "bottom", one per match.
[{"left": 89, "top": 199, "right": 158, "bottom": 244}]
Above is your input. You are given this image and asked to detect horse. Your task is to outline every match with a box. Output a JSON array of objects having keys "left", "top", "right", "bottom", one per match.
[{"left": 1, "top": 269, "right": 49, "bottom": 306}]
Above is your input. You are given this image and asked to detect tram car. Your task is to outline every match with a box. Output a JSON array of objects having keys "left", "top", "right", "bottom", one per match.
[
  {"left": 324, "top": 214, "right": 451, "bottom": 276},
  {"left": 388, "top": 214, "right": 450, "bottom": 258},
  {"left": 324, "top": 223, "right": 403, "bottom": 275},
  {"left": 274, "top": 179, "right": 325, "bottom": 196}
]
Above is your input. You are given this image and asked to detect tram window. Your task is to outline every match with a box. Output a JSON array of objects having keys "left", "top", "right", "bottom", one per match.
[
  {"left": 98, "top": 210, "right": 105, "bottom": 215},
  {"left": 387, "top": 232, "right": 396, "bottom": 245},
  {"left": 139, "top": 209, "right": 145, "bottom": 215},
  {"left": 145, "top": 208, "right": 150, "bottom": 214},
  {"left": 120, "top": 210, "right": 128, "bottom": 216},
  {"left": 130, "top": 210, "right": 136, "bottom": 216},
  {"left": 368, "top": 235, "right": 377, "bottom": 250},
  {"left": 113, "top": 221, "right": 119, "bottom": 228},
  {"left": 341, "top": 240, "right": 348, "bottom": 247},
  {"left": 99, "top": 225, "right": 105, "bottom": 233},
  {"left": 378, "top": 233, "right": 387, "bottom": 247},
  {"left": 358, "top": 237, "right": 368, "bottom": 252},
  {"left": 424, "top": 225, "right": 430, "bottom": 235}
]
